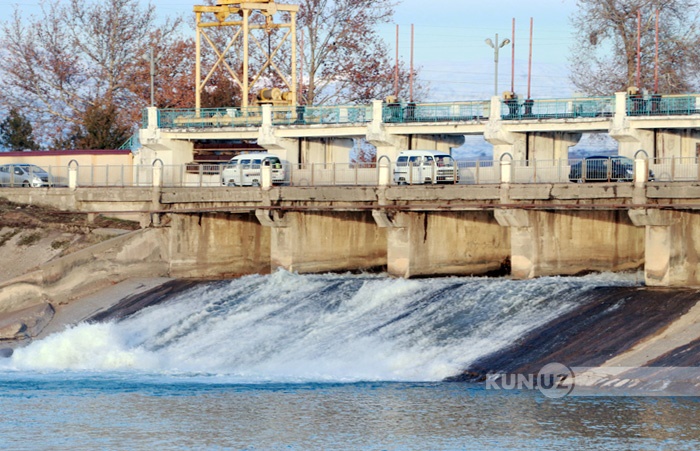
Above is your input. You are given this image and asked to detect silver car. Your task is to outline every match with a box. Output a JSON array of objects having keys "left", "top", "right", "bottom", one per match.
[{"left": 0, "top": 164, "right": 53, "bottom": 187}]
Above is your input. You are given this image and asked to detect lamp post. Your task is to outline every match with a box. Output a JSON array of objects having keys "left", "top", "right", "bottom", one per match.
[
  {"left": 485, "top": 33, "right": 511, "bottom": 97},
  {"left": 143, "top": 48, "right": 157, "bottom": 107}
]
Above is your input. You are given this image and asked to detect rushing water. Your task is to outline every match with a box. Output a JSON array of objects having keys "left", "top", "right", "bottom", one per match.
[{"left": 2, "top": 271, "right": 699, "bottom": 450}]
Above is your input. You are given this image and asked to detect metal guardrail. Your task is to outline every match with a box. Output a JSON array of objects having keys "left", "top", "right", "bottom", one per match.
[
  {"left": 151, "top": 94, "right": 700, "bottom": 130},
  {"left": 383, "top": 101, "right": 489, "bottom": 123},
  {"left": 158, "top": 107, "right": 265, "bottom": 128},
  {"left": 271, "top": 105, "right": 373, "bottom": 126},
  {"left": 627, "top": 94, "right": 700, "bottom": 116},
  {"left": 501, "top": 97, "right": 616, "bottom": 120}
]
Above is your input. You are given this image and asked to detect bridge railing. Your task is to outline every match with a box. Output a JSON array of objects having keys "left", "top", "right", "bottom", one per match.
[
  {"left": 158, "top": 107, "right": 265, "bottom": 129},
  {"left": 627, "top": 94, "right": 700, "bottom": 117},
  {"left": 511, "top": 159, "right": 578, "bottom": 183},
  {"left": 74, "top": 165, "right": 138, "bottom": 187},
  {"left": 271, "top": 105, "right": 373, "bottom": 126},
  {"left": 649, "top": 157, "right": 700, "bottom": 181},
  {"left": 27, "top": 157, "right": 700, "bottom": 188},
  {"left": 501, "top": 96, "right": 616, "bottom": 120},
  {"left": 150, "top": 93, "right": 700, "bottom": 129},
  {"left": 383, "top": 101, "right": 489, "bottom": 123}
]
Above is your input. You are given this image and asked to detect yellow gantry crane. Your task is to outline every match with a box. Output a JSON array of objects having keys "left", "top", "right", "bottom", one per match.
[{"left": 193, "top": 0, "right": 299, "bottom": 109}]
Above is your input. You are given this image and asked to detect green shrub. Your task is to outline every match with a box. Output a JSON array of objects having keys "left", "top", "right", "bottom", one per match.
[
  {"left": 17, "top": 232, "right": 43, "bottom": 246},
  {"left": 51, "top": 239, "right": 70, "bottom": 250}
]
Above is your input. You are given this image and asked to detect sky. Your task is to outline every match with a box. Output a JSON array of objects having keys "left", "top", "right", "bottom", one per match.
[{"left": 0, "top": 0, "right": 580, "bottom": 101}]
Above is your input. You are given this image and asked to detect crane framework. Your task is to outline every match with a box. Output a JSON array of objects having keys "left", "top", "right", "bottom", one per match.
[{"left": 193, "top": 0, "right": 299, "bottom": 109}]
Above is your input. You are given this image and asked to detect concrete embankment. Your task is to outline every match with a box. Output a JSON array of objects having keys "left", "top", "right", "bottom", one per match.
[
  {"left": 447, "top": 286, "right": 700, "bottom": 384},
  {"left": 0, "top": 227, "right": 170, "bottom": 344}
]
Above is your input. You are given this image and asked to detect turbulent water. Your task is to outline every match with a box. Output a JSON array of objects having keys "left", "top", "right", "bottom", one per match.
[
  {"left": 2, "top": 270, "right": 642, "bottom": 382},
  {"left": 5, "top": 271, "right": 700, "bottom": 450}
]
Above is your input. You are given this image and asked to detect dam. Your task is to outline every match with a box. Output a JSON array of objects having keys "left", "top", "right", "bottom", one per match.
[{"left": 3, "top": 173, "right": 700, "bottom": 288}]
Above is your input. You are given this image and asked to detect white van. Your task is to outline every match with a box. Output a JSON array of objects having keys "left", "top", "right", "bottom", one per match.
[
  {"left": 393, "top": 150, "right": 459, "bottom": 185},
  {"left": 221, "top": 153, "right": 286, "bottom": 187}
]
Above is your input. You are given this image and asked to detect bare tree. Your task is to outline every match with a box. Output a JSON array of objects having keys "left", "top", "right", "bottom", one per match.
[
  {"left": 296, "top": 0, "right": 424, "bottom": 105},
  {"left": 0, "top": 0, "right": 182, "bottom": 146},
  {"left": 570, "top": 0, "right": 700, "bottom": 95}
]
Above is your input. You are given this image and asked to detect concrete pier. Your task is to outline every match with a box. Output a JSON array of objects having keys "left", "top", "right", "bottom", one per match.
[
  {"left": 262, "top": 210, "right": 387, "bottom": 274},
  {"left": 376, "top": 211, "right": 510, "bottom": 278},
  {"left": 169, "top": 212, "right": 270, "bottom": 278},
  {"left": 7, "top": 181, "right": 700, "bottom": 286},
  {"left": 496, "top": 210, "right": 645, "bottom": 279}
]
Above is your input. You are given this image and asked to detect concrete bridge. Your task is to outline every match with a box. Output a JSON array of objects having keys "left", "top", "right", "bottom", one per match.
[
  {"left": 6, "top": 173, "right": 700, "bottom": 287},
  {"left": 6, "top": 92, "right": 700, "bottom": 289},
  {"left": 139, "top": 92, "right": 700, "bottom": 167}
]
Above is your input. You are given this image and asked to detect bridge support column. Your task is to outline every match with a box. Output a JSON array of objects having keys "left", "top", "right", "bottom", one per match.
[
  {"left": 367, "top": 100, "right": 409, "bottom": 162},
  {"left": 299, "top": 138, "right": 354, "bottom": 164},
  {"left": 496, "top": 209, "right": 644, "bottom": 279},
  {"left": 407, "top": 134, "right": 466, "bottom": 153},
  {"left": 629, "top": 209, "right": 700, "bottom": 286},
  {"left": 169, "top": 212, "right": 270, "bottom": 278},
  {"left": 610, "top": 91, "right": 655, "bottom": 159},
  {"left": 375, "top": 210, "right": 510, "bottom": 278},
  {"left": 262, "top": 210, "right": 386, "bottom": 273},
  {"left": 527, "top": 132, "right": 581, "bottom": 161}
]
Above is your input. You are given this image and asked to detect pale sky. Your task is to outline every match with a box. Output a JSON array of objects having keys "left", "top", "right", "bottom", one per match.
[{"left": 0, "top": 0, "right": 580, "bottom": 100}]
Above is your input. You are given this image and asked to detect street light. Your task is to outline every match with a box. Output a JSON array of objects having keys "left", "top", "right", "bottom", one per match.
[
  {"left": 142, "top": 48, "right": 158, "bottom": 107},
  {"left": 485, "top": 33, "right": 511, "bottom": 97}
]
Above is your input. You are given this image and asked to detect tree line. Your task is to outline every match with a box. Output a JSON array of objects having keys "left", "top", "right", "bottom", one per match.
[{"left": 0, "top": 0, "right": 698, "bottom": 151}]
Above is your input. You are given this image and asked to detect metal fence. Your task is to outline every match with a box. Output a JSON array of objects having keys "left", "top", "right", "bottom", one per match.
[
  {"left": 10, "top": 157, "right": 700, "bottom": 189},
  {"left": 627, "top": 94, "right": 700, "bottom": 117},
  {"left": 151, "top": 94, "right": 700, "bottom": 130},
  {"left": 383, "top": 101, "right": 489, "bottom": 123},
  {"left": 649, "top": 157, "right": 700, "bottom": 181},
  {"left": 501, "top": 97, "right": 616, "bottom": 120}
]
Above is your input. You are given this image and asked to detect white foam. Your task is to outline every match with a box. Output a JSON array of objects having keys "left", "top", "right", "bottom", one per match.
[{"left": 4, "top": 271, "right": 641, "bottom": 382}]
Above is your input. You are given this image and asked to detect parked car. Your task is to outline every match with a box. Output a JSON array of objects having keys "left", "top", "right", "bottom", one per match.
[
  {"left": 569, "top": 156, "right": 654, "bottom": 182},
  {"left": 0, "top": 164, "right": 53, "bottom": 187},
  {"left": 221, "top": 153, "right": 285, "bottom": 186},
  {"left": 393, "top": 150, "right": 459, "bottom": 185}
]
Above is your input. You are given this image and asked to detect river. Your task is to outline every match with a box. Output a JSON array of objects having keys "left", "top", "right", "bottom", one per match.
[{"left": 1, "top": 271, "right": 699, "bottom": 449}]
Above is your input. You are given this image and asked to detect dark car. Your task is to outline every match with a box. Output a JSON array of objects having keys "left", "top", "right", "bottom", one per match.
[{"left": 569, "top": 156, "right": 654, "bottom": 183}]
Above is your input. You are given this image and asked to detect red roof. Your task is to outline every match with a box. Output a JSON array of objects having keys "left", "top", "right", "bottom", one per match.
[{"left": 0, "top": 149, "right": 132, "bottom": 157}]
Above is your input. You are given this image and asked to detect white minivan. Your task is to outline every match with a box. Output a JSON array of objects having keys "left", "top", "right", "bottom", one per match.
[
  {"left": 221, "top": 153, "right": 286, "bottom": 186},
  {"left": 393, "top": 150, "right": 459, "bottom": 185}
]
